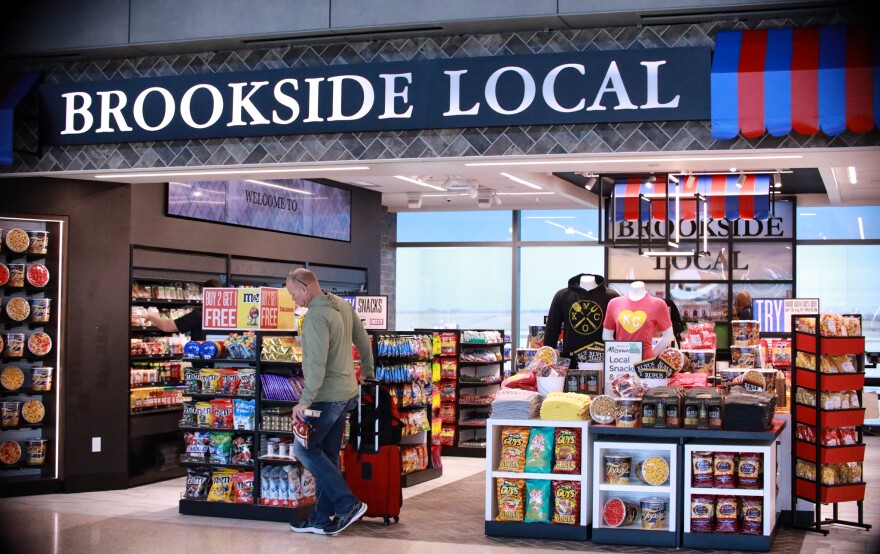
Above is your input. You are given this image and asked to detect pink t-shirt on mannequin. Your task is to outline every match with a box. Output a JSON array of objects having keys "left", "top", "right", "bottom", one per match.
[{"left": 603, "top": 294, "right": 673, "bottom": 355}]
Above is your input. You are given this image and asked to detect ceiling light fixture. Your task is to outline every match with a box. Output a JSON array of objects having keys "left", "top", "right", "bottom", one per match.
[
  {"left": 641, "top": 250, "right": 697, "bottom": 257},
  {"left": 773, "top": 172, "right": 782, "bottom": 188},
  {"left": 848, "top": 166, "right": 858, "bottom": 184},
  {"left": 645, "top": 174, "right": 656, "bottom": 189},
  {"left": 685, "top": 174, "right": 696, "bottom": 188},
  {"left": 500, "top": 172, "right": 543, "bottom": 190},
  {"left": 668, "top": 174, "right": 680, "bottom": 184},
  {"left": 735, "top": 173, "right": 746, "bottom": 188},
  {"left": 95, "top": 166, "right": 370, "bottom": 179},
  {"left": 464, "top": 154, "right": 804, "bottom": 167},
  {"left": 495, "top": 191, "right": 554, "bottom": 196},
  {"left": 492, "top": 193, "right": 502, "bottom": 206},
  {"left": 394, "top": 175, "right": 445, "bottom": 191},
  {"left": 467, "top": 183, "right": 480, "bottom": 199},
  {"left": 245, "top": 179, "right": 314, "bottom": 195},
  {"left": 584, "top": 176, "right": 598, "bottom": 190}
]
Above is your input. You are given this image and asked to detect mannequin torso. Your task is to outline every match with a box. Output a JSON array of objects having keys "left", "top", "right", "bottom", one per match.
[
  {"left": 628, "top": 281, "right": 647, "bottom": 301},
  {"left": 580, "top": 275, "right": 598, "bottom": 291}
]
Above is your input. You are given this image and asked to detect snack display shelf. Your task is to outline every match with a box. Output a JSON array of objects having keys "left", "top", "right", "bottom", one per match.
[
  {"left": 793, "top": 332, "right": 864, "bottom": 356},
  {"left": 794, "top": 440, "right": 866, "bottom": 464},
  {"left": 180, "top": 426, "right": 255, "bottom": 435},
  {"left": 592, "top": 439, "right": 678, "bottom": 547},
  {"left": 131, "top": 298, "right": 202, "bottom": 307},
  {"left": 258, "top": 360, "right": 302, "bottom": 369},
  {"left": 794, "top": 405, "right": 865, "bottom": 427},
  {"left": 3, "top": 355, "right": 51, "bottom": 362},
  {"left": 460, "top": 342, "right": 506, "bottom": 347},
  {"left": 130, "top": 381, "right": 184, "bottom": 389},
  {"left": 401, "top": 466, "right": 444, "bottom": 487},
  {"left": 187, "top": 358, "right": 256, "bottom": 365},
  {"left": 259, "top": 398, "right": 300, "bottom": 406},
  {"left": 131, "top": 355, "right": 181, "bottom": 362},
  {"left": 794, "top": 369, "right": 865, "bottom": 391},
  {"left": 130, "top": 405, "right": 183, "bottom": 416},
  {"left": 459, "top": 361, "right": 503, "bottom": 367},
  {"left": 589, "top": 420, "right": 786, "bottom": 442},
  {"left": 178, "top": 498, "right": 312, "bottom": 522},
  {"left": 485, "top": 419, "right": 590, "bottom": 541},
  {"left": 1, "top": 423, "right": 47, "bottom": 431},
  {"left": 683, "top": 441, "right": 778, "bottom": 552},
  {"left": 25, "top": 320, "right": 52, "bottom": 328},
  {"left": 180, "top": 461, "right": 255, "bottom": 470},
  {"left": 458, "top": 421, "right": 488, "bottom": 427},
  {"left": 795, "top": 478, "right": 867, "bottom": 504},
  {"left": 186, "top": 393, "right": 256, "bottom": 401},
  {"left": 458, "top": 379, "right": 503, "bottom": 386},
  {"left": 0, "top": 461, "right": 49, "bottom": 471},
  {"left": 0, "top": 388, "right": 51, "bottom": 397},
  {"left": 459, "top": 401, "right": 493, "bottom": 407},
  {"left": 258, "top": 456, "right": 299, "bottom": 465},
  {"left": 0, "top": 252, "right": 47, "bottom": 261},
  {"left": 397, "top": 404, "right": 429, "bottom": 411}
]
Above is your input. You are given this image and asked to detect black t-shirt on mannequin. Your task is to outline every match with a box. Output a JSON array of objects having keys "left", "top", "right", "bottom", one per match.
[{"left": 544, "top": 273, "right": 619, "bottom": 367}]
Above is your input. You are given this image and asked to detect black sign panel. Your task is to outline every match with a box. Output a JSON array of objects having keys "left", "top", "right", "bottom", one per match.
[{"left": 40, "top": 48, "right": 711, "bottom": 145}]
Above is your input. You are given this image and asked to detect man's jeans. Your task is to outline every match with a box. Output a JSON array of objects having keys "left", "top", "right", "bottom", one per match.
[{"left": 293, "top": 396, "right": 358, "bottom": 525}]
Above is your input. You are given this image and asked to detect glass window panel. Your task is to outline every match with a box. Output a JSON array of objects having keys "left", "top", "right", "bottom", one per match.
[
  {"left": 797, "top": 246, "right": 880, "bottom": 370},
  {"left": 797, "top": 206, "right": 880, "bottom": 240},
  {"left": 396, "top": 211, "right": 512, "bottom": 242},
  {"left": 518, "top": 246, "right": 605, "bottom": 347},
  {"left": 670, "top": 282, "right": 729, "bottom": 323},
  {"left": 395, "top": 247, "right": 511, "bottom": 332},
  {"left": 521, "top": 210, "right": 599, "bottom": 242},
  {"left": 730, "top": 242, "right": 794, "bottom": 280},
  {"left": 607, "top": 248, "right": 667, "bottom": 280}
]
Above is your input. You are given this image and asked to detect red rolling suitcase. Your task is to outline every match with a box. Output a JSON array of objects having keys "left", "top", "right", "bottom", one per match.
[{"left": 344, "top": 382, "right": 403, "bottom": 525}]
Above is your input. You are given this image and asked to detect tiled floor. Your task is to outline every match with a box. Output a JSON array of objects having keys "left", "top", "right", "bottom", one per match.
[{"left": 1, "top": 444, "right": 878, "bottom": 554}]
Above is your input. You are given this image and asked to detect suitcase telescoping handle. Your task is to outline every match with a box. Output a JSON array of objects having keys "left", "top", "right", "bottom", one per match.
[{"left": 358, "top": 378, "right": 381, "bottom": 452}]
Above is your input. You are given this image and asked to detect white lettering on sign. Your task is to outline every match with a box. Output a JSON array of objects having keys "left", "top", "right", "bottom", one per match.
[
  {"left": 204, "top": 307, "right": 236, "bottom": 327},
  {"left": 227, "top": 81, "right": 271, "bottom": 127},
  {"left": 378, "top": 73, "right": 413, "bottom": 119}
]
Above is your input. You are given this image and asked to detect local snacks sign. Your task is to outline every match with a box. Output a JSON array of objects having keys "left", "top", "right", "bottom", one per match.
[
  {"left": 603, "top": 341, "right": 642, "bottom": 397},
  {"left": 202, "top": 287, "right": 296, "bottom": 331},
  {"left": 167, "top": 180, "right": 351, "bottom": 242},
  {"left": 39, "top": 48, "right": 710, "bottom": 145}
]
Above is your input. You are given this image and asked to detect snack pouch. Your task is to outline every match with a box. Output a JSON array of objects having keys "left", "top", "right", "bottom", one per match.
[
  {"left": 497, "top": 427, "right": 530, "bottom": 472},
  {"left": 551, "top": 480, "right": 580, "bottom": 525},
  {"left": 496, "top": 478, "right": 526, "bottom": 522},
  {"left": 183, "top": 366, "right": 200, "bottom": 393},
  {"left": 237, "top": 368, "right": 256, "bottom": 396},
  {"left": 300, "top": 467, "right": 317, "bottom": 504},
  {"left": 524, "top": 427, "right": 553, "bottom": 473},
  {"left": 209, "top": 432, "right": 232, "bottom": 464},
  {"left": 195, "top": 402, "right": 213, "bottom": 428},
  {"left": 230, "top": 434, "right": 254, "bottom": 465},
  {"left": 207, "top": 469, "right": 236, "bottom": 502},
  {"left": 220, "top": 368, "right": 241, "bottom": 395},
  {"left": 183, "top": 431, "right": 211, "bottom": 462},
  {"left": 211, "top": 398, "right": 234, "bottom": 429},
  {"left": 199, "top": 368, "right": 221, "bottom": 392},
  {"left": 286, "top": 465, "right": 304, "bottom": 507},
  {"left": 276, "top": 466, "right": 291, "bottom": 506},
  {"left": 524, "top": 480, "right": 551, "bottom": 523},
  {"left": 552, "top": 428, "right": 581, "bottom": 474},
  {"left": 181, "top": 402, "right": 197, "bottom": 427},
  {"left": 233, "top": 398, "right": 256, "bottom": 430},
  {"left": 184, "top": 467, "right": 210, "bottom": 499},
  {"left": 260, "top": 466, "right": 272, "bottom": 505},
  {"left": 233, "top": 471, "right": 254, "bottom": 504}
]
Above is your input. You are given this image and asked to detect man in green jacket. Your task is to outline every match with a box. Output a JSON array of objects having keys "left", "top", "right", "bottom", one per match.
[{"left": 285, "top": 268, "right": 374, "bottom": 536}]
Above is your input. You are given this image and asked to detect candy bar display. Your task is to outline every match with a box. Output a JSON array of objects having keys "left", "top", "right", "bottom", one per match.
[
  {"left": 260, "top": 372, "right": 305, "bottom": 401},
  {"left": 260, "top": 336, "right": 301, "bottom": 362}
]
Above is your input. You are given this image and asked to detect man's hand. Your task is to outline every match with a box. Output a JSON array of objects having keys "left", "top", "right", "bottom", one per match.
[{"left": 291, "top": 403, "right": 309, "bottom": 420}]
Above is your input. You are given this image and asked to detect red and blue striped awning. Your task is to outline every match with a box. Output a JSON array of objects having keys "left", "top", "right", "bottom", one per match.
[
  {"left": 614, "top": 175, "right": 771, "bottom": 222},
  {"left": 711, "top": 26, "right": 878, "bottom": 139},
  {"left": 0, "top": 72, "right": 41, "bottom": 166}
]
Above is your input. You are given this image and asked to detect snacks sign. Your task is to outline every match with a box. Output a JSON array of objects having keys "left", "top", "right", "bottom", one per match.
[
  {"left": 603, "top": 341, "right": 642, "bottom": 398},
  {"left": 202, "top": 287, "right": 296, "bottom": 330},
  {"left": 339, "top": 295, "right": 388, "bottom": 330}
]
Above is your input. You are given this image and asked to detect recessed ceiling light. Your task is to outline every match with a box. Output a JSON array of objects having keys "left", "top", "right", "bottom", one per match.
[
  {"left": 394, "top": 175, "right": 445, "bottom": 191},
  {"left": 464, "top": 154, "right": 803, "bottom": 167},
  {"left": 848, "top": 166, "right": 858, "bottom": 184}
]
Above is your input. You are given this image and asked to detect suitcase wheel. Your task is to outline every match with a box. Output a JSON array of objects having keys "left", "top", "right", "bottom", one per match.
[
  {"left": 383, "top": 516, "right": 390, "bottom": 526},
  {"left": 393, "top": 516, "right": 399, "bottom": 523}
]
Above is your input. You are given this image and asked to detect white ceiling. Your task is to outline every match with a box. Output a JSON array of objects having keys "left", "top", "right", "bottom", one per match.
[{"left": 25, "top": 145, "right": 880, "bottom": 212}]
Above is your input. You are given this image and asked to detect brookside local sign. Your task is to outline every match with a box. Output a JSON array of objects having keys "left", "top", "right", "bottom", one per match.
[{"left": 39, "top": 48, "right": 710, "bottom": 145}]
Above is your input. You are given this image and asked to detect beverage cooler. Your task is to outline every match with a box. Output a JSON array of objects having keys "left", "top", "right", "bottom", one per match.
[{"left": 0, "top": 216, "right": 66, "bottom": 496}]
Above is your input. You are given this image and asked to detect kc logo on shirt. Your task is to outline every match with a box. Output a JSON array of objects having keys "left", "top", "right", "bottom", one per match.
[
  {"left": 568, "top": 300, "right": 603, "bottom": 335},
  {"left": 619, "top": 310, "right": 648, "bottom": 334}
]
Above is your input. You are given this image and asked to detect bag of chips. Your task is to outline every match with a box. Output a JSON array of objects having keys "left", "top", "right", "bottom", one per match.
[
  {"left": 233, "top": 398, "right": 255, "bottom": 430},
  {"left": 209, "top": 432, "right": 232, "bottom": 464},
  {"left": 184, "top": 467, "right": 210, "bottom": 499},
  {"left": 195, "top": 401, "right": 213, "bottom": 428},
  {"left": 230, "top": 434, "right": 254, "bottom": 465},
  {"left": 496, "top": 478, "right": 526, "bottom": 522},
  {"left": 199, "top": 368, "right": 221, "bottom": 392},
  {"left": 211, "top": 398, "right": 234, "bottom": 429},
  {"left": 551, "top": 481, "right": 580, "bottom": 525},
  {"left": 524, "top": 480, "right": 551, "bottom": 523},
  {"left": 714, "top": 496, "right": 739, "bottom": 533},
  {"left": 741, "top": 497, "right": 763, "bottom": 535},
  {"left": 552, "top": 428, "right": 580, "bottom": 474},
  {"left": 498, "top": 427, "right": 530, "bottom": 472},
  {"left": 713, "top": 452, "right": 736, "bottom": 488},
  {"left": 220, "top": 368, "right": 241, "bottom": 395},
  {"left": 524, "top": 427, "right": 553, "bottom": 473},
  {"left": 233, "top": 471, "right": 254, "bottom": 504},
  {"left": 207, "top": 469, "right": 236, "bottom": 502},
  {"left": 183, "top": 430, "right": 211, "bottom": 462}
]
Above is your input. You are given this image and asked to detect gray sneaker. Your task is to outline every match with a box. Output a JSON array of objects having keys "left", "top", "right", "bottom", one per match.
[
  {"left": 323, "top": 501, "right": 368, "bottom": 536},
  {"left": 289, "top": 519, "right": 327, "bottom": 534}
]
